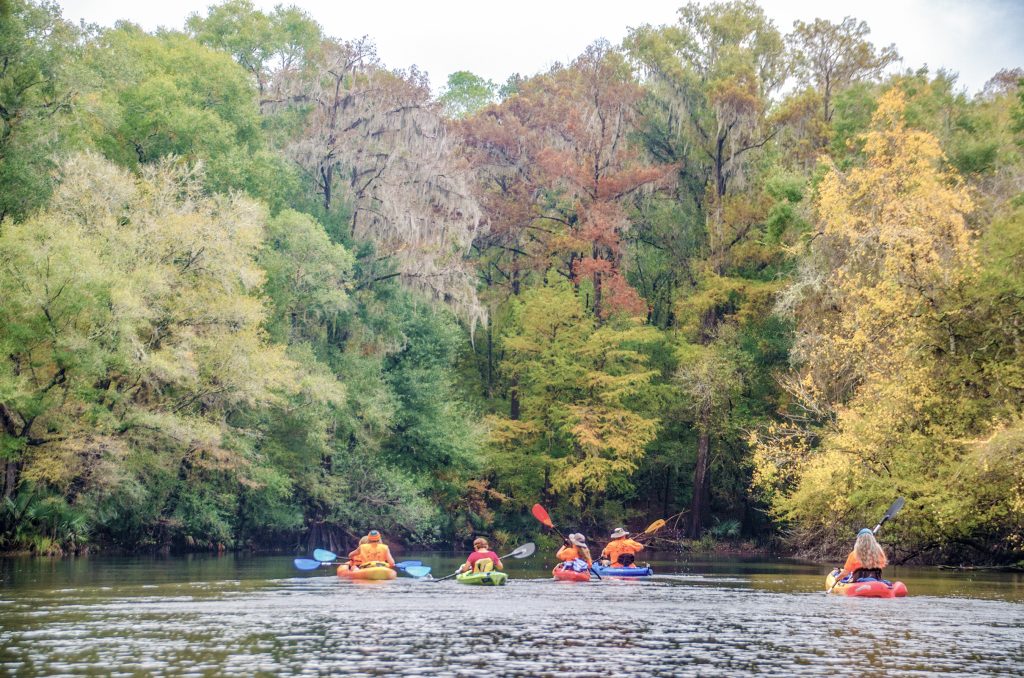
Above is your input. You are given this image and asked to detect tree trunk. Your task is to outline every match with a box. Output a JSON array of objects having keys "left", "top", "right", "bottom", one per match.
[
  {"left": 688, "top": 430, "right": 710, "bottom": 537},
  {"left": 486, "top": 315, "right": 494, "bottom": 398},
  {"left": 509, "top": 383, "right": 520, "bottom": 420},
  {"left": 662, "top": 466, "right": 671, "bottom": 521},
  {"left": 0, "top": 403, "right": 24, "bottom": 499}
]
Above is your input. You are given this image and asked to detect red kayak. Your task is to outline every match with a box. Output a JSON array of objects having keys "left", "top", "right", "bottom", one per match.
[
  {"left": 826, "top": 569, "right": 907, "bottom": 598},
  {"left": 553, "top": 564, "right": 591, "bottom": 582}
]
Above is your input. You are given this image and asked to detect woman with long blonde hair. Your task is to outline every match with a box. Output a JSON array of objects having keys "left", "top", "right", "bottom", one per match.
[{"left": 839, "top": 528, "right": 889, "bottom": 581}]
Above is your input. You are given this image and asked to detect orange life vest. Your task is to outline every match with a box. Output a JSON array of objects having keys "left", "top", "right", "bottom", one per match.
[
  {"left": 356, "top": 542, "right": 394, "bottom": 567},
  {"left": 601, "top": 538, "right": 643, "bottom": 565},
  {"left": 843, "top": 549, "right": 887, "bottom": 574},
  {"left": 556, "top": 545, "right": 592, "bottom": 566}
]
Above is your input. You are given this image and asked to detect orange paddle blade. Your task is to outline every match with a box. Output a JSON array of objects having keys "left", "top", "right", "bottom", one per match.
[
  {"left": 643, "top": 519, "right": 666, "bottom": 535},
  {"left": 531, "top": 503, "right": 554, "bottom": 529}
]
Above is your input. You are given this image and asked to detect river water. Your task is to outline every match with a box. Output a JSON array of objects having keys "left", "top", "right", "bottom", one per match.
[{"left": 1, "top": 552, "right": 1021, "bottom": 676}]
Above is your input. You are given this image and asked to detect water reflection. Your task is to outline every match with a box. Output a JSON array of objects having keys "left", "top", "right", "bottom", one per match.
[{"left": 1, "top": 553, "right": 1022, "bottom": 676}]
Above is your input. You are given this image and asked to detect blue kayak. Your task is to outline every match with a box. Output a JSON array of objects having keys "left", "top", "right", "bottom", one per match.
[{"left": 592, "top": 563, "right": 654, "bottom": 577}]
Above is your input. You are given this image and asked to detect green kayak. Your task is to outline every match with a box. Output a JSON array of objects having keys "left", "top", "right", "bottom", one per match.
[{"left": 455, "top": 570, "right": 508, "bottom": 586}]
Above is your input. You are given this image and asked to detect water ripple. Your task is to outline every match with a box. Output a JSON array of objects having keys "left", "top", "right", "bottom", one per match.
[{"left": 2, "top": 565, "right": 1023, "bottom": 676}]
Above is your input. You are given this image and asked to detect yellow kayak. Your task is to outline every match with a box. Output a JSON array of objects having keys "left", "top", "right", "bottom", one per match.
[{"left": 337, "top": 561, "right": 397, "bottom": 580}]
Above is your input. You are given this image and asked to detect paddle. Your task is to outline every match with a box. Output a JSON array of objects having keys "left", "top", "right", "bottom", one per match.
[
  {"left": 531, "top": 504, "right": 601, "bottom": 580},
  {"left": 433, "top": 542, "right": 537, "bottom": 583},
  {"left": 301, "top": 549, "right": 428, "bottom": 575},
  {"left": 531, "top": 504, "right": 568, "bottom": 541},
  {"left": 826, "top": 497, "right": 905, "bottom": 595},
  {"left": 635, "top": 519, "right": 666, "bottom": 541}
]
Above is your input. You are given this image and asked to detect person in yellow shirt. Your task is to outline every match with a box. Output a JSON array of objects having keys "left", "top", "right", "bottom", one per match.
[
  {"left": 599, "top": 527, "right": 644, "bottom": 567},
  {"left": 347, "top": 530, "right": 395, "bottom": 569}
]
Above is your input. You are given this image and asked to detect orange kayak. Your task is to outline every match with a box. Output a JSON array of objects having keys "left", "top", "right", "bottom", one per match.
[
  {"left": 553, "top": 564, "right": 591, "bottom": 582},
  {"left": 336, "top": 563, "right": 397, "bottom": 580}
]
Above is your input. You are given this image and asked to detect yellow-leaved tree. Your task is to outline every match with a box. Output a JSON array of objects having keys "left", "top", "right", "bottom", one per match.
[
  {"left": 753, "top": 89, "right": 981, "bottom": 555},
  {"left": 486, "top": 280, "right": 659, "bottom": 509}
]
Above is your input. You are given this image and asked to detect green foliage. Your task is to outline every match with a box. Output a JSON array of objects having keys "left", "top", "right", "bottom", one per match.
[
  {"left": 1, "top": 0, "right": 1020, "bottom": 564},
  {"left": 0, "top": 0, "right": 81, "bottom": 220},
  {"left": 80, "top": 25, "right": 298, "bottom": 205},
  {"left": 486, "top": 280, "right": 660, "bottom": 510},
  {"left": 439, "top": 70, "right": 497, "bottom": 119}
]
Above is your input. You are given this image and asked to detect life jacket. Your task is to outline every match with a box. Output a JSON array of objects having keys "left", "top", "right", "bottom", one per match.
[
  {"left": 602, "top": 538, "right": 643, "bottom": 565},
  {"left": 558, "top": 545, "right": 592, "bottom": 566},
  {"left": 356, "top": 542, "right": 392, "bottom": 565},
  {"left": 850, "top": 568, "right": 883, "bottom": 582},
  {"left": 472, "top": 557, "right": 495, "bottom": 573},
  {"left": 843, "top": 550, "right": 887, "bottom": 574}
]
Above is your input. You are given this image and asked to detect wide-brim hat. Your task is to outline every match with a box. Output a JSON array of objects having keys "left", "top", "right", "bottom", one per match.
[
  {"left": 609, "top": 527, "right": 627, "bottom": 539},
  {"left": 570, "top": 533, "right": 587, "bottom": 546}
]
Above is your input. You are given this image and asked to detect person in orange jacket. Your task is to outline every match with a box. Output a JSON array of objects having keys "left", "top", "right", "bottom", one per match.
[
  {"left": 838, "top": 528, "right": 888, "bottom": 582},
  {"left": 347, "top": 530, "right": 395, "bottom": 569},
  {"left": 556, "top": 533, "right": 593, "bottom": 567},
  {"left": 555, "top": 533, "right": 592, "bottom": 575},
  {"left": 599, "top": 527, "right": 644, "bottom": 567}
]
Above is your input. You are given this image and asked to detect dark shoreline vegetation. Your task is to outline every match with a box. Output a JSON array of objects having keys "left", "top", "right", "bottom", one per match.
[{"left": 1, "top": 0, "right": 1022, "bottom": 566}]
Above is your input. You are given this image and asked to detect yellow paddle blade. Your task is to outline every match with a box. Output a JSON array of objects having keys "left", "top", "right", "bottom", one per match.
[{"left": 643, "top": 519, "right": 666, "bottom": 534}]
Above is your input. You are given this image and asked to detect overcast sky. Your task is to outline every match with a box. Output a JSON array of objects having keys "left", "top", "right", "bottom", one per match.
[{"left": 56, "top": 0, "right": 1024, "bottom": 96}]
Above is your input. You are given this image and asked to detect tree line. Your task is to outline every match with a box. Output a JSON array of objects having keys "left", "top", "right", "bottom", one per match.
[{"left": 1, "top": 0, "right": 1021, "bottom": 564}]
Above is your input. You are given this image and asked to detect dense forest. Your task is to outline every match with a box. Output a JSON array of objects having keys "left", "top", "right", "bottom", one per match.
[{"left": 1, "top": 0, "right": 1021, "bottom": 565}]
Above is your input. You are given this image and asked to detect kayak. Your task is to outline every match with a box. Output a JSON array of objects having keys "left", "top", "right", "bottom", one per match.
[
  {"left": 553, "top": 564, "right": 591, "bottom": 582},
  {"left": 336, "top": 562, "right": 397, "bottom": 581},
  {"left": 826, "top": 569, "right": 907, "bottom": 598},
  {"left": 455, "top": 570, "right": 508, "bottom": 586},
  {"left": 591, "top": 563, "right": 654, "bottom": 577}
]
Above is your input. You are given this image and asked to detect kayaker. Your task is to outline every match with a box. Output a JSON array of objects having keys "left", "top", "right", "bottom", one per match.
[
  {"left": 838, "top": 528, "right": 888, "bottom": 582},
  {"left": 556, "top": 533, "right": 593, "bottom": 567},
  {"left": 345, "top": 535, "right": 370, "bottom": 568},
  {"left": 349, "top": 530, "right": 395, "bottom": 569},
  {"left": 599, "top": 527, "right": 644, "bottom": 567},
  {"left": 459, "top": 537, "right": 504, "bottom": 573}
]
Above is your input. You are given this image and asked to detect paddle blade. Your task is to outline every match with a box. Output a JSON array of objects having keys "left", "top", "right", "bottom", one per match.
[
  {"left": 643, "top": 519, "right": 667, "bottom": 535},
  {"left": 885, "top": 497, "right": 905, "bottom": 521},
  {"left": 873, "top": 496, "right": 906, "bottom": 532},
  {"left": 405, "top": 566, "right": 431, "bottom": 578},
  {"left": 294, "top": 558, "right": 323, "bottom": 571},
  {"left": 395, "top": 560, "right": 422, "bottom": 570},
  {"left": 506, "top": 542, "right": 536, "bottom": 559},
  {"left": 313, "top": 549, "right": 337, "bottom": 562},
  {"left": 531, "top": 504, "right": 554, "bottom": 529}
]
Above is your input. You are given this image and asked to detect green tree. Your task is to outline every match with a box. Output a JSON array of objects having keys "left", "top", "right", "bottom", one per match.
[
  {"left": 788, "top": 16, "right": 899, "bottom": 125},
  {"left": 487, "top": 280, "right": 660, "bottom": 509},
  {"left": 82, "top": 25, "right": 298, "bottom": 209},
  {"left": 186, "top": 0, "right": 321, "bottom": 100},
  {"left": 0, "top": 0, "right": 80, "bottom": 221},
  {"left": 0, "top": 153, "right": 303, "bottom": 551},
  {"left": 439, "top": 70, "right": 497, "bottom": 119}
]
